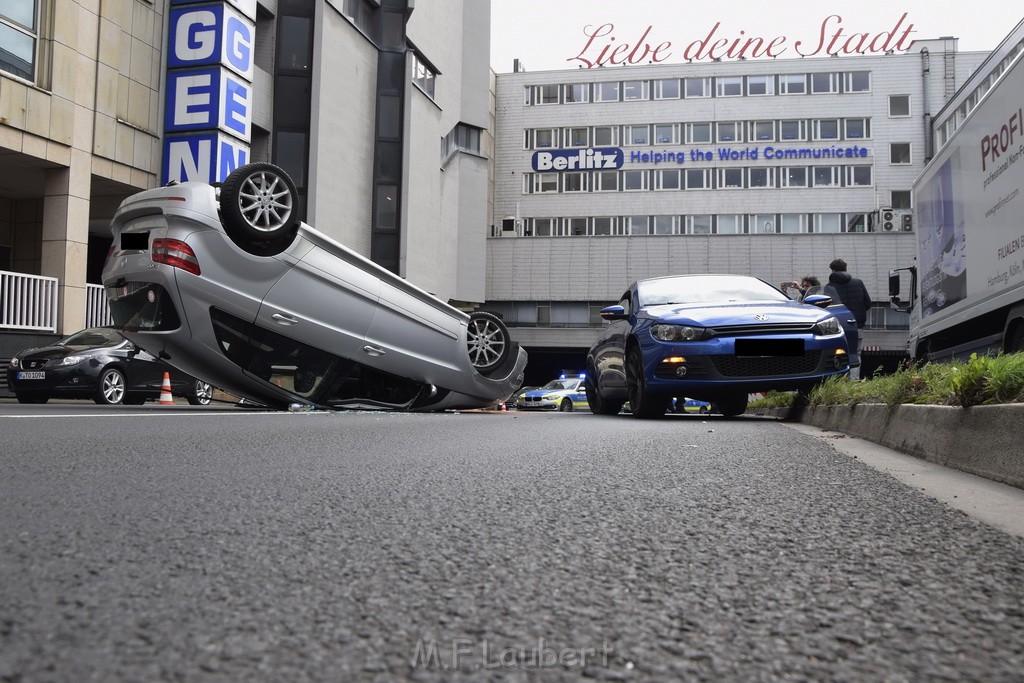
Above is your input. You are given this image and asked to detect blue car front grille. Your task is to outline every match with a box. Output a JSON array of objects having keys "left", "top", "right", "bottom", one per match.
[
  {"left": 711, "top": 351, "right": 823, "bottom": 377},
  {"left": 707, "top": 323, "right": 815, "bottom": 337}
]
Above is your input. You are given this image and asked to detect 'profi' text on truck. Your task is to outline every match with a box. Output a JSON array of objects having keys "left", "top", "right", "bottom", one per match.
[{"left": 889, "top": 49, "right": 1024, "bottom": 361}]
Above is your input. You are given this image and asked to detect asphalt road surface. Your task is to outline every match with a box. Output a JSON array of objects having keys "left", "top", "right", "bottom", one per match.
[{"left": 1, "top": 405, "right": 1023, "bottom": 681}]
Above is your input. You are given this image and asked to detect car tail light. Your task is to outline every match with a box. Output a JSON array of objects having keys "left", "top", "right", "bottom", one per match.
[
  {"left": 101, "top": 243, "right": 116, "bottom": 271},
  {"left": 152, "top": 238, "right": 201, "bottom": 276}
]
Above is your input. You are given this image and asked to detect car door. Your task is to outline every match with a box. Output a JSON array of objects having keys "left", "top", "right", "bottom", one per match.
[
  {"left": 593, "top": 290, "right": 633, "bottom": 393},
  {"left": 123, "top": 340, "right": 167, "bottom": 392},
  {"left": 359, "top": 278, "right": 461, "bottom": 389},
  {"left": 256, "top": 244, "right": 381, "bottom": 362}
]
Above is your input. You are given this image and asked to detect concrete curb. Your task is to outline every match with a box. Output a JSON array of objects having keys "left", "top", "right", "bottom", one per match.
[{"left": 754, "top": 403, "right": 1024, "bottom": 490}]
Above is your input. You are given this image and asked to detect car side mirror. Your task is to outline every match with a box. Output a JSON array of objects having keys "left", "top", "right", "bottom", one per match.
[
  {"left": 888, "top": 267, "right": 915, "bottom": 312},
  {"left": 802, "top": 294, "right": 832, "bottom": 308},
  {"left": 600, "top": 305, "right": 628, "bottom": 321}
]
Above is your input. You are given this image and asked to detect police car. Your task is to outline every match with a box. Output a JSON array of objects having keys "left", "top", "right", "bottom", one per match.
[{"left": 516, "top": 375, "right": 589, "bottom": 412}]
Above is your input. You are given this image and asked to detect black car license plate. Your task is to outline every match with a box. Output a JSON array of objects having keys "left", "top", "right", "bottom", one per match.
[{"left": 735, "top": 338, "right": 804, "bottom": 357}]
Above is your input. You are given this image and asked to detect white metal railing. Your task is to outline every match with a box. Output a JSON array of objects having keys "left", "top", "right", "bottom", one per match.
[
  {"left": 86, "top": 283, "right": 112, "bottom": 328},
  {"left": 0, "top": 270, "right": 58, "bottom": 332}
]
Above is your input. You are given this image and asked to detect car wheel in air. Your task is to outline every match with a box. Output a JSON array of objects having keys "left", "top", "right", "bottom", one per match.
[
  {"left": 625, "top": 347, "right": 667, "bottom": 419},
  {"left": 94, "top": 367, "right": 126, "bottom": 405},
  {"left": 219, "top": 162, "right": 300, "bottom": 250},
  {"left": 187, "top": 380, "right": 214, "bottom": 406},
  {"left": 15, "top": 392, "right": 49, "bottom": 404},
  {"left": 558, "top": 398, "right": 573, "bottom": 412},
  {"left": 585, "top": 373, "right": 623, "bottom": 416},
  {"left": 716, "top": 393, "right": 748, "bottom": 417},
  {"left": 466, "top": 311, "right": 510, "bottom": 373}
]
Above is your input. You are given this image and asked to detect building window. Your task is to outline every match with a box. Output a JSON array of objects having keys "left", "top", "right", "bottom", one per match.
[
  {"left": 891, "top": 190, "right": 912, "bottom": 210},
  {"left": 686, "top": 122, "right": 712, "bottom": 144},
  {"left": 813, "top": 119, "right": 840, "bottom": 140},
  {"left": 654, "top": 123, "right": 677, "bottom": 144},
  {"left": 564, "top": 83, "right": 589, "bottom": 103},
  {"left": 813, "top": 166, "right": 837, "bottom": 187},
  {"left": 563, "top": 172, "right": 587, "bottom": 193},
  {"left": 594, "top": 171, "right": 619, "bottom": 192},
  {"left": 533, "top": 218, "right": 555, "bottom": 237},
  {"left": 591, "top": 217, "right": 618, "bottom": 236},
  {"left": 627, "top": 216, "right": 649, "bottom": 235},
  {"left": 810, "top": 72, "right": 837, "bottom": 94},
  {"left": 536, "top": 84, "right": 559, "bottom": 105},
  {"left": 889, "top": 94, "right": 911, "bottom": 117},
  {"left": 594, "top": 126, "right": 617, "bottom": 146},
  {"left": 1, "top": 0, "right": 38, "bottom": 80},
  {"left": 890, "top": 143, "right": 912, "bottom": 164},
  {"left": 652, "top": 215, "right": 677, "bottom": 234},
  {"left": 718, "top": 168, "right": 743, "bottom": 189},
  {"left": 717, "top": 215, "right": 743, "bottom": 234},
  {"left": 595, "top": 81, "right": 619, "bottom": 102},
  {"left": 566, "top": 218, "right": 587, "bottom": 236},
  {"left": 750, "top": 121, "right": 774, "bottom": 141},
  {"left": 623, "top": 170, "right": 647, "bottom": 191},
  {"left": 684, "top": 77, "right": 710, "bottom": 98},
  {"left": 844, "top": 71, "right": 870, "bottom": 92},
  {"left": 751, "top": 213, "right": 776, "bottom": 233},
  {"left": 685, "top": 169, "right": 710, "bottom": 189},
  {"left": 779, "top": 120, "right": 806, "bottom": 141},
  {"left": 846, "top": 166, "right": 872, "bottom": 186},
  {"left": 624, "top": 124, "right": 649, "bottom": 146},
  {"left": 844, "top": 118, "right": 870, "bottom": 139},
  {"left": 779, "top": 74, "right": 806, "bottom": 94},
  {"left": 533, "top": 128, "right": 558, "bottom": 148},
  {"left": 654, "top": 78, "right": 680, "bottom": 99},
  {"left": 686, "top": 215, "right": 713, "bottom": 235},
  {"left": 655, "top": 169, "right": 681, "bottom": 190},
  {"left": 782, "top": 167, "right": 808, "bottom": 187},
  {"left": 565, "top": 127, "right": 589, "bottom": 147},
  {"left": 717, "top": 121, "right": 742, "bottom": 142},
  {"left": 780, "top": 214, "right": 805, "bottom": 233},
  {"left": 411, "top": 53, "right": 436, "bottom": 99},
  {"left": 815, "top": 214, "right": 843, "bottom": 233},
  {"left": 342, "top": 0, "right": 374, "bottom": 35},
  {"left": 526, "top": 173, "right": 558, "bottom": 194},
  {"left": 622, "top": 80, "right": 648, "bottom": 100},
  {"left": 716, "top": 76, "right": 743, "bottom": 97},
  {"left": 846, "top": 213, "right": 869, "bottom": 233},
  {"left": 747, "top": 75, "right": 774, "bottom": 96},
  {"left": 441, "top": 123, "right": 481, "bottom": 160},
  {"left": 748, "top": 168, "right": 773, "bottom": 188}
]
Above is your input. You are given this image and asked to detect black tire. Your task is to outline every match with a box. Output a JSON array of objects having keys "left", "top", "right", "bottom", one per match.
[
  {"left": 717, "top": 393, "right": 748, "bottom": 417},
  {"left": 187, "top": 380, "right": 214, "bottom": 406},
  {"left": 466, "top": 311, "right": 510, "bottom": 373},
  {"left": 559, "top": 398, "right": 573, "bottom": 412},
  {"left": 699, "top": 405, "right": 710, "bottom": 414},
  {"left": 1007, "top": 325, "right": 1024, "bottom": 354},
  {"left": 94, "top": 367, "right": 126, "bottom": 405},
  {"left": 625, "top": 347, "right": 667, "bottom": 419},
  {"left": 15, "top": 392, "right": 49, "bottom": 404},
  {"left": 585, "top": 374, "right": 623, "bottom": 416},
  {"left": 219, "top": 163, "right": 299, "bottom": 249}
]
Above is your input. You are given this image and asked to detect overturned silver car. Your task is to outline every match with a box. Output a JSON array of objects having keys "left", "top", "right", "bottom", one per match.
[{"left": 101, "top": 163, "right": 526, "bottom": 410}]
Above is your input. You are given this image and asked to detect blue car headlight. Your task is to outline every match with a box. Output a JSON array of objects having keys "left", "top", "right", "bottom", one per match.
[
  {"left": 651, "top": 324, "right": 707, "bottom": 342},
  {"left": 813, "top": 317, "right": 841, "bottom": 336}
]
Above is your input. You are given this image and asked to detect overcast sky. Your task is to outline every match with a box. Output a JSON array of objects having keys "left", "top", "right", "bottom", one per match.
[{"left": 490, "top": 1, "right": 1017, "bottom": 73}]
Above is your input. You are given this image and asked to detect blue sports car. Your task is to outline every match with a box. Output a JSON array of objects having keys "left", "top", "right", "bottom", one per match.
[{"left": 585, "top": 274, "right": 854, "bottom": 418}]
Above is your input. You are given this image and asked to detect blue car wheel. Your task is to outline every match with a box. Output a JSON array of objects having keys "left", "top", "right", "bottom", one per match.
[{"left": 626, "top": 347, "right": 667, "bottom": 419}]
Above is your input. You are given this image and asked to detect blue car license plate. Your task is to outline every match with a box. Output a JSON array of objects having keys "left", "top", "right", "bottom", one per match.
[
  {"left": 734, "top": 339, "right": 803, "bottom": 357},
  {"left": 17, "top": 371, "right": 45, "bottom": 380}
]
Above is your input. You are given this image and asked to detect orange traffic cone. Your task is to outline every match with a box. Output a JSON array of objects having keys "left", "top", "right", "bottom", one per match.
[{"left": 158, "top": 372, "right": 174, "bottom": 405}]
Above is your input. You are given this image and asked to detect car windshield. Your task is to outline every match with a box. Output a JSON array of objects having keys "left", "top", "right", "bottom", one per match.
[
  {"left": 542, "top": 379, "right": 578, "bottom": 390},
  {"left": 637, "top": 275, "right": 789, "bottom": 307},
  {"left": 58, "top": 328, "right": 121, "bottom": 347}
]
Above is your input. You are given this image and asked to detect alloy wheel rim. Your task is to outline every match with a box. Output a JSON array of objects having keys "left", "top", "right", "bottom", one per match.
[
  {"left": 467, "top": 319, "right": 506, "bottom": 369},
  {"left": 103, "top": 372, "right": 124, "bottom": 403},
  {"left": 239, "top": 171, "right": 292, "bottom": 232},
  {"left": 196, "top": 382, "right": 213, "bottom": 404}
]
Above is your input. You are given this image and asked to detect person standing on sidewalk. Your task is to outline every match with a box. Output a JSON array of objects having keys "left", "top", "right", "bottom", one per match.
[{"left": 827, "top": 258, "right": 871, "bottom": 380}]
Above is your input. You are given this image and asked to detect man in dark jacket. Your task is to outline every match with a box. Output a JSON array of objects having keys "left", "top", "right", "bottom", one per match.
[
  {"left": 828, "top": 258, "right": 871, "bottom": 379},
  {"left": 827, "top": 258, "right": 871, "bottom": 327}
]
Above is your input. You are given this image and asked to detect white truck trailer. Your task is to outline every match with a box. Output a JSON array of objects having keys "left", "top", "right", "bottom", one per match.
[{"left": 890, "top": 48, "right": 1024, "bottom": 361}]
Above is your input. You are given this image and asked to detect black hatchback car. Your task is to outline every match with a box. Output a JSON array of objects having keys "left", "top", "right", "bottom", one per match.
[{"left": 6, "top": 327, "right": 214, "bottom": 405}]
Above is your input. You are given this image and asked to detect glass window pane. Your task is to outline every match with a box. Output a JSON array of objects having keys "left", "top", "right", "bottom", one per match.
[
  {"left": 274, "top": 131, "right": 307, "bottom": 187},
  {"left": 0, "top": 0, "right": 35, "bottom": 29},
  {"left": 653, "top": 216, "right": 675, "bottom": 234},
  {"left": 718, "top": 215, "right": 742, "bottom": 234},
  {"left": 0, "top": 21, "right": 34, "bottom": 79},
  {"left": 277, "top": 16, "right": 311, "bottom": 70},
  {"left": 375, "top": 184, "right": 398, "bottom": 228}
]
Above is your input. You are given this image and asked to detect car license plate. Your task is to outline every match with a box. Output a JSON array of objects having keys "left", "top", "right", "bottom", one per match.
[
  {"left": 17, "top": 371, "right": 46, "bottom": 380},
  {"left": 734, "top": 338, "right": 803, "bottom": 357}
]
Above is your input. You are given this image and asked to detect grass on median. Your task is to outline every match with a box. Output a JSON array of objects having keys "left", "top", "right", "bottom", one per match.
[{"left": 751, "top": 352, "right": 1024, "bottom": 410}]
